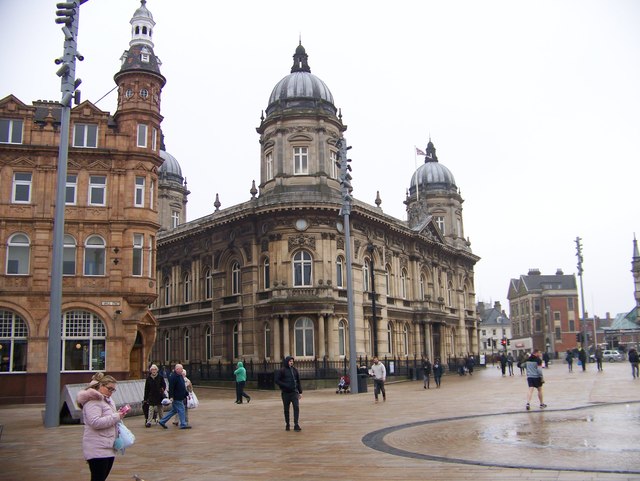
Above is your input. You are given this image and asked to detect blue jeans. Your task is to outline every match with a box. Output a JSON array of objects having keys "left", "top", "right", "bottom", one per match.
[{"left": 159, "top": 399, "right": 187, "bottom": 427}]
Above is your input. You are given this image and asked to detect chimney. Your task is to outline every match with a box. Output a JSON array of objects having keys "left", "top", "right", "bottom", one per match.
[
  {"left": 556, "top": 268, "right": 564, "bottom": 275},
  {"left": 528, "top": 268, "right": 541, "bottom": 275},
  {"left": 494, "top": 301, "right": 501, "bottom": 312}
]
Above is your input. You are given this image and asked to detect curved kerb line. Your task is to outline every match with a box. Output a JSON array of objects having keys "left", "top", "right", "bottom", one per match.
[{"left": 361, "top": 401, "right": 640, "bottom": 475}]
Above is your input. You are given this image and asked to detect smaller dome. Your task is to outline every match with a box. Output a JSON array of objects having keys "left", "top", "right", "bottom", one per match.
[
  {"left": 409, "top": 140, "right": 457, "bottom": 192},
  {"left": 159, "top": 150, "right": 183, "bottom": 183},
  {"left": 133, "top": 0, "right": 153, "bottom": 20}
]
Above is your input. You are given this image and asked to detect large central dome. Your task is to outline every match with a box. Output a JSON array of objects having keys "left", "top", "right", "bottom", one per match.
[{"left": 265, "top": 43, "right": 336, "bottom": 118}]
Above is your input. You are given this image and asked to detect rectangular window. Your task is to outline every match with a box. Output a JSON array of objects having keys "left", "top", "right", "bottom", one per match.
[
  {"left": 88, "top": 175, "right": 107, "bottom": 206},
  {"left": 0, "top": 118, "right": 24, "bottom": 144},
  {"left": 266, "top": 152, "right": 273, "bottom": 180},
  {"left": 137, "top": 124, "right": 148, "bottom": 148},
  {"left": 147, "top": 236, "right": 154, "bottom": 277},
  {"left": 435, "top": 216, "right": 445, "bottom": 235},
  {"left": 152, "top": 128, "right": 157, "bottom": 151},
  {"left": 150, "top": 180, "right": 155, "bottom": 210},
  {"left": 171, "top": 210, "right": 179, "bottom": 228},
  {"left": 330, "top": 151, "right": 337, "bottom": 178},
  {"left": 569, "top": 320, "right": 575, "bottom": 331},
  {"left": 12, "top": 172, "right": 32, "bottom": 203},
  {"left": 293, "top": 147, "right": 308, "bottom": 174},
  {"left": 134, "top": 176, "right": 145, "bottom": 207},
  {"left": 65, "top": 174, "right": 77, "bottom": 205},
  {"left": 567, "top": 298, "right": 574, "bottom": 310},
  {"left": 132, "top": 233, "right": 143, "bottom": 276},
  {"left": 73, "top": 124, "right": 98, "bottom": 148}
]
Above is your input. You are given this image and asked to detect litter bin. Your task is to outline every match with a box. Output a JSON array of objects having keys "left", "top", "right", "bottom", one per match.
[
  {"left": 357, "top": 373, "right": 368, "bottom": 393},
  {"left": 257, "top": 372, "right": 275, "bottom": 390}
]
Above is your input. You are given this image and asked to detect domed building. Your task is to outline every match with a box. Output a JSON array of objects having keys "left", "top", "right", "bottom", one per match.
[
  {"left": 151, "top": 42, "right": 480, "bottom": 369},
  {"left": 158, "top": 147, "right": 189, "bottom": 230}
]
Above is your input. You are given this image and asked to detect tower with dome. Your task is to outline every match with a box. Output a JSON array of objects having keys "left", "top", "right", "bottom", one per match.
[{"left": 152, "top": 42, "right": 480, "bottom": 366}]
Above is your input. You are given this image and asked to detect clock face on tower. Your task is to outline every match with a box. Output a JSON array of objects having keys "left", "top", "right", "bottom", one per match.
[
  {"left": 125, "top": 88, "right": 133, "bottom": 99},
  {"left": 139, "top": 88, "right": 149, "bottom": 99}
]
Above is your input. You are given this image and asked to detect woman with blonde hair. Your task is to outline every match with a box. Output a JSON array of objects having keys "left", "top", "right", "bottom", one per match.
[{"left": 76, "top": 372, "right": 126, "bottom": 481}]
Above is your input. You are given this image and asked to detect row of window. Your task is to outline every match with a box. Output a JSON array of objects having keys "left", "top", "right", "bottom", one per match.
[
  {"left": 159, "top": 318, "right": 411, "bottom": 363},
  {"left": 9, "top": 172, "right": 154, "bottom": 208},
  {"left": 0, "top": 118, "right": 157, "bottom": 151},
  {"left": 263, "top": 148, "right": 339, "bottom": 180},
  {"left": 0, "top": 309, "right": 105, "bottom": 372},
  {"left": 159, "top": 251, "right": 469, "bottom": 307},
  {"left": 511, "top": 297, "right": 576, "bottom": 317},
  {"left": 5, "top": 232, "right": 154, "bottom": 277}
]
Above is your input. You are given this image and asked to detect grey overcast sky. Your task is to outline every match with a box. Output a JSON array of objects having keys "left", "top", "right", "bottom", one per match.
[{"left": 2, "top": 0, "right": 639, "bottom": 317}]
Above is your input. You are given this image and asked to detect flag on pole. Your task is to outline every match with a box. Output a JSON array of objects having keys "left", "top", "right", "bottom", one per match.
[{"left": 416, "top": 147, "right": 426, "bottom": 156}]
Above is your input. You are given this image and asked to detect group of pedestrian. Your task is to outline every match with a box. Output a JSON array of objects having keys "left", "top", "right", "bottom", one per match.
[{"left": 422, "top": 357, "right": 444, "bottom": 389}]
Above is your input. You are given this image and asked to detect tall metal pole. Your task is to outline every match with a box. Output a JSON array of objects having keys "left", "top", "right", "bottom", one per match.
[
  {"left": 45, "top": 0, "right": 85, "bottom": 427},
  {"left": 337, "top": 138, "right": 359, "bottom": 393},
  {"left": 575, "top": 237, "right": 588, "bottom": 353}
]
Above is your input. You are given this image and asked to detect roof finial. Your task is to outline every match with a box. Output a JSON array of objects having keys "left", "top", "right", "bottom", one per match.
[{"left": 291, "top": 40, "right": 310, "bottom": 73}]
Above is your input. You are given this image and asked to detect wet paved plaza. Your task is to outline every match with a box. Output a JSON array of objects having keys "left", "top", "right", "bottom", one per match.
[{"left": 1, "top": 359, "right": 639, "bottom": 480}]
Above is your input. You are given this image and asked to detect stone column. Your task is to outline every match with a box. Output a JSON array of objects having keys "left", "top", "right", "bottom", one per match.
[
  {"left": 282, "top": 315, "right": 290, "bottom": 356},
  {"left": 317, "top": 313, "right": 326, "bottom": 359},
  {"left": 273, "top": 316, "right": 281, "bottom": 361},
  {"left": 326, "top": 314, "right": 336, "bottom": 359}
]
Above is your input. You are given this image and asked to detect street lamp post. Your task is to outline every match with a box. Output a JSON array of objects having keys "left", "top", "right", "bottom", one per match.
[
  {"left": 576, "top": 237, "right": 588, "bottom": 353},
  {"left": 366, "top": 243, "right": 378, "bottom": 357}
]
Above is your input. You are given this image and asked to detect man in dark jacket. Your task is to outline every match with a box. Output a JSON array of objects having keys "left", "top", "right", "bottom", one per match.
[
  {"left": 158, "top": 363, "right": 191, "bottom": 429},
  {"left": 274, "top": 356, "right": 303, "bottom": 431}
]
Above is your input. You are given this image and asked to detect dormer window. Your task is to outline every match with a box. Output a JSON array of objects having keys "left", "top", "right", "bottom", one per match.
[{"left": 141, "top": 53, "right": 150, "bottom": 63}]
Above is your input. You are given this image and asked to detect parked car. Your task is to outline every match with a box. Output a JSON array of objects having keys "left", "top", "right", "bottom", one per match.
[{"left": 590, "top": 350, "right": 624, "bottom": 362}]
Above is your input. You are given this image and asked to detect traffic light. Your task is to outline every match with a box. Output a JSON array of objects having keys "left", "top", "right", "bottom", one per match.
[
  {"left": 576, "top": 333, "right": 582, "bottom": 343},
  {"left": 501, "top": 338, "right": 507, "bottom": 347},
  {"left": 487, "top": 338, "right": 492, "bottom": 347},
  {"left": 507, "top": 339, "right": 511, "bottom": 346}
]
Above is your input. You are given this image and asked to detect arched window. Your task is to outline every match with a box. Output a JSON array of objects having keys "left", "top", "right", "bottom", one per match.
[
  {"left": 7, "top": 233, "right": 30, "bottom": 275},
  {"left": 387, "top": 322, "right": 393, "bottom": 355},
  {"left": 338, "top": 319, "right": 346, "bottom": 357},
  {"left": 400, "top": 268, "right": 408, "bottom": 299},
  {"left": 402, "top": 324, "right": 409, "bottom": 356},
  {"left": 204, "top": 268, "right": 212, "bottom": 299},
  {"left": 264, "top": 322, "right": 272, "bottom": 359},
  {"left": 447, "top": 281, "right": 454, "bottom": 307},
  {"left": 365, "top": 320, "right": 373, "bottom": 356},
  {"left": 63, "top": 234, "right": 76, "bottom": 276},
  {"left": 263, "top": 257, "right": 270, "bottom": 290},
  {"left": 84, "top": 235, "right": 105, "bottom": 276},
  {"left": 463, "top": 285, "right": 468, "bottom": 309},
  {"left": 231, "top": 261, "right": 241, "bottom": 295},
  {"left": 205, "top": 325, "right": 212, "bottom": 359},
  {"left": 183, "top": 328, "right": 190, "bottom": 362},
  {"left": 293, "top": 251, "right": 312, "bottom": 287},
  {"left": 0, "top": 310, "right": 28, "bottom": 372},
  {"left": 419, "top": 274, "right": 426, "bottom": 300},
  {"left": 363, "top": 259, "right": 370, "bottom": 292},
  {"left": 183, "top": 272, "right": 192, "bottom": 302},
  {"left": 163, "top": 331, "right": 170, "bottom": 363},
  {"left": 163, "top": 276, "right": 172, "bottom": 306},
  {"left": 385, "top": 264, "right": 391, "bottom": 296},
  {"left": 61, "top": 310, "right": 106, "bottom": 371},
  {"left": 336, "top": 256, "right": 345, "bottom": 288},
  {"left": 233, "top": 323, "right": 240, "bottom": 359},
  {"left": 294, "top": 317, "right": 314, "bottom": 357}
]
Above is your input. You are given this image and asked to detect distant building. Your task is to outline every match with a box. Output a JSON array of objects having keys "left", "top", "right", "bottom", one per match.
[
  {"left": 477, "top": 301, "right": 511, "bottom": 354},
  {"left": 507, "top": 268, "right": 580, "bottom": 356}
]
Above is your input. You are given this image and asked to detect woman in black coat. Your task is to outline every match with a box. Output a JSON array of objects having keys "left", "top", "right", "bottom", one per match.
[{"left": 143, "top": 364, "right": 166, "bottom": 427}]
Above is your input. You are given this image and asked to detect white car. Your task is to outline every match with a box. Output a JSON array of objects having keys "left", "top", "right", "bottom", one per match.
[{"left": 590, "top": 350, "right": 624, "bottom": 362}]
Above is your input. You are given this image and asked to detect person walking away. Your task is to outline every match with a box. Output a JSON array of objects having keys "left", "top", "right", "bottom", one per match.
[
  {"left": 274, "top": 356, "right": 303, "bottom": 431},
  {"left": 499, "top": 352, "right": 507, "bottom": 376},
  {"left": 369, "top": 357, "right": 387, "bottom": 402},
  {"left": 423, "top": 357, "right": 432, "bottom": 389},
  {"left": 76, "top": 372, "right": 126, "bottom": 481},
  {"left": 507, "top": 353, "right": 514, "bottom": 376},
  {"left": 565, "top": 350, "right": 574, "bottom": 372},
  {"left": 595, "top": 347, "right": 603, "bottom": 372},
  {"left": 143, "top": 364, "right": 166, "bottom": 427},
  {"left": 433, "top": 358, "right": 444, "bottom": 388},
  {"left": 517, "top": 352, "right": 527, "bottom": 375},
  {"left": 525, "top": 349, "right": 546, "bottom": 411},
  {"left": 629, "top": 348, "right": 640, "bottom": 378},
  {"left": 542, "top": 351, "right": 550, "bottom": 368},
  {"left": 234, "top": 361, "right": 251, "bottom": 404},
  {"left": 466, "top": 355, "right": 475, "bottom": 376},
  {"left": 578, "top": 348, "right": 587, "bottom": 372},
  {"left": 158, "top": 363, "right": 191, "bottom": 429}
]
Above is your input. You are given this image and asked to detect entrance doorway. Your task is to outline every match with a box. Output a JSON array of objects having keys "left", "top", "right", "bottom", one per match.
[{"left": 129, "top": 331, "right": 144, "bottom": 379}]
